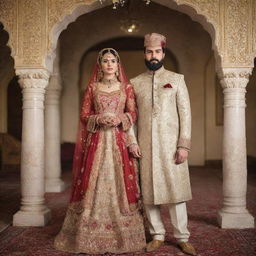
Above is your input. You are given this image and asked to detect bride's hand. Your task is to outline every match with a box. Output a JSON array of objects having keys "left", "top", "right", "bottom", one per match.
[
  {"left": 109, "top": 115, "right": 121, "bottom": 126},
  {"left": 129, "top": 144, "right": 142, "bottom": 158},
  {"left": 97, "top": 114, "right": 120, "bottom": 127},
  {"left": 97, "top": 115, "right": 109, "bottom": 126}
]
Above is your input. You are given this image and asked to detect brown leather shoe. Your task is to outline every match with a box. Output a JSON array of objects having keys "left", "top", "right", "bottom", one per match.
[
  {"left": 146, "top": 240, "right": 164, "bottom": 252},
  {"left": 178, "top": 242, "right": 197, "bottom": 256}
]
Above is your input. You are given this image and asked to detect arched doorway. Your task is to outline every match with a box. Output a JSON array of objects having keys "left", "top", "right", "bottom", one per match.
[
  {"left": 57, "top": 2, "right": 214, "bottom": 166},
  {"left": 0, "top": 23, "right": 15, "bottom": 137},
  {"left": 0, "top": 22, "right": 19, "bottom": 170},
  {"left": 0, "top": 22, "right": 20, "bottom": 233},
  {"left": 246, "top": 58, "right": 256, "bottom": 170},
  {"left": 7, "top": 76, "right": 22, "bottom": 141},
  {"left": 12, "top": 0, "right": 254, "bottom": 229},
  {"left": 47, "top": 0, "right": 219, "bottom": 70}
]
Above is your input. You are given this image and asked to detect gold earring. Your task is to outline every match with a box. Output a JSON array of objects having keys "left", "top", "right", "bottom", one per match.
[{"left": 97, "top": 69, "right": 103, "bottom": 81}]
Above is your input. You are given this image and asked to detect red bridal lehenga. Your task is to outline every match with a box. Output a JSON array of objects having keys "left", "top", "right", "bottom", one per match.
[{"left": 54, "top": 60, "right": 146, "bottom": 254}]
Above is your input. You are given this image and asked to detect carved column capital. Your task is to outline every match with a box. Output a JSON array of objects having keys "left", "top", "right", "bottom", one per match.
[
  {"left": 218, "top": 67, "right": 252, "bottom": 89},
  {"left": 16, "top": 69, "right": 50, "bottom": 89}
]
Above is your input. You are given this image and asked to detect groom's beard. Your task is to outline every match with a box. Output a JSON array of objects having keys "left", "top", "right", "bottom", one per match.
[{"left": 145, "top": 58, "right": 164, "bottom": 71}]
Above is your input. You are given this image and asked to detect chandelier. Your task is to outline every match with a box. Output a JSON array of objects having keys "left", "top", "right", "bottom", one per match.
[
  {"left": 120, "top": 18, "right": 140, "bottom": 33},
  {"left": 98, "top": 0, "right": 150, "bottom": 33},
  {"left": 99, "top": 0, "right": 151, "bottom": 9}
]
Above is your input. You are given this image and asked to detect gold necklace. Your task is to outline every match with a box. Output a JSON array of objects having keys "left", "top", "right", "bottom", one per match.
[{"left": 102, "top": 77, "right": 118, "bottom": 88}]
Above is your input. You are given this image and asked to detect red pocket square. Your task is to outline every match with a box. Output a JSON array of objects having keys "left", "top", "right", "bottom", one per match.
[{"left": 163, "top": 83, "right": 172, "bottom": 88}]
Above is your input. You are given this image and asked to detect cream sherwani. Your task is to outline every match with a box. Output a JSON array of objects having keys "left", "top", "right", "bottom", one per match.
[{"left": 131, "top": 66, "right": 192, "bottom": 242}]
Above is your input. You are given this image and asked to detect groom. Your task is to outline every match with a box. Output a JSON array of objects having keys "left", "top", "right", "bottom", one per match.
[{"left": 130, "top": 33, "right": 196, "bottom": 256}]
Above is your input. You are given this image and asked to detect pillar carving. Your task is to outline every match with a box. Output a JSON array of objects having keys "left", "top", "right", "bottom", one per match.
[
  {"left": 45, "top": 72, "right": 66, "bottom": 192},
  {"left": 13, "top": 68, "right": 51, "bottom": 227},
  {"left": 217, "top": 67, "right": 255, "bottom": 228}
]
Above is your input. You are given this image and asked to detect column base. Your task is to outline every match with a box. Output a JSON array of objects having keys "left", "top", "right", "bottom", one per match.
[
  {"left": 217, "top": 210, "right": 255, "bottom": 229},
  {"left": 45, "top": 179, "right": 67, "bottom": 192},
  {"left": 13, "top": 208, "right": 51, "bottom": 227}
]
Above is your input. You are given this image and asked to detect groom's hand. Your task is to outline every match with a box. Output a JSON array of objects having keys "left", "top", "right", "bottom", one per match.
[{"left": 174, "top": 148, "right": 189, "bottom": 164}]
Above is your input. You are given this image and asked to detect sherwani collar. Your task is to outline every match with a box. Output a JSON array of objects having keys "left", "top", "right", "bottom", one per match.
[{"left": 146, "top": 66, "right": 165, "bottom": 77}]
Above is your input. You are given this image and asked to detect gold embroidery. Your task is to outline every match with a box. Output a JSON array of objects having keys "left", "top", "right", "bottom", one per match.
[
  {"left": 55, "top": 83, "right": 145, "bottom": 254},
  {"left": 131, "top": 67, "right": 192, "bottom": 205}
]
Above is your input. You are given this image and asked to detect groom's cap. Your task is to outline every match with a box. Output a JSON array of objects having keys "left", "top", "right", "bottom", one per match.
[{"left": 144, "top": 33, "right": 166, "bottom": 48}]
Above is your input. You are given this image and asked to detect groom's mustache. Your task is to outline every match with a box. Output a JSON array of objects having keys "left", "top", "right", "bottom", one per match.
[{"left": 150, "top": 58, "right": 160, "bottom": 63}]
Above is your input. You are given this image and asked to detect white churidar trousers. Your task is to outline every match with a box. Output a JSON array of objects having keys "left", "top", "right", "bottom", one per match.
[{"left": 144, "top": 202, "right": 190, "bottom": 242}]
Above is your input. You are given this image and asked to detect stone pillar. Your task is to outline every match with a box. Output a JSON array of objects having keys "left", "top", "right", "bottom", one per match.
[
  {"left": 217, "top": 67, "right": 255, "bottom": 228},
  {"left": 13, "top": 69, "right": 51, "bottom": 226},
  {"left": 45, "top": 72, "right": 66, "bottom": 192}
]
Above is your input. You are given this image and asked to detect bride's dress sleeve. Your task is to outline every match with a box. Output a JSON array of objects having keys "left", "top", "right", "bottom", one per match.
[
  {"left": 121, "top": 83, "right": 139, "bottom": 147},
  {"left": 80, "top": 85, "right": 98, "bottom": 133},
  {"left": 119, "top": 83, "right": 138, "bottom": 131},
  {"left": 126, "top": 125, "right": 138, "bottom": 147}
]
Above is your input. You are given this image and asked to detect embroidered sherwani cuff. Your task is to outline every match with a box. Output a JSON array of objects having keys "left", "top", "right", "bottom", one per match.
[
  {"left": 177, "top": 146, "right": 190, "bottom": 152},
  {"left": 86, "top": 115, "right": 98, "bottom": 133},
  {"left": 177, "top": 138, "right": 191, "bottom": 151},
  {"left": 120, "top": 113, "right": 133, "bottom": 131}
]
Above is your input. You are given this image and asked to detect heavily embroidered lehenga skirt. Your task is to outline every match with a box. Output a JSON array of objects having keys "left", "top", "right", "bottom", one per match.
[{"left": 54, "top": 128, "right": 146, "bottom": 254}]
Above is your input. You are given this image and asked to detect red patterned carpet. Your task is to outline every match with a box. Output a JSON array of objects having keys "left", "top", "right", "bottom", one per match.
[{"left": 0, "top": 167, "right": 255, "bottom": 256}]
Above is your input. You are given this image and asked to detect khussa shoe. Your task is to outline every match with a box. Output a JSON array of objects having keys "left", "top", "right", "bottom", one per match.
[
  {"left": 146, "top": 239, "right": 164, "bottom": 252},
  {"left": 178, "top": 242, "right": 197, "bottom": 256}
]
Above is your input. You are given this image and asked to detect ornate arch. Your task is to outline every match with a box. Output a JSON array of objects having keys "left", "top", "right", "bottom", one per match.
[
  {"left": 0, "top": 0, "right": 17, "bottom": 59},
  {"left": 0, "top": 0, "right": 253, "bottom": 71},
  {"left": 253, "top": 1, "right": 256, "bottom": 62},
  {"left": 46, "top": 0, "right": 221, "bottom": 71},
  {"left": 46, "top": 0, "right": 105, "bottom": 71},
  {"left": 154, "top": 0, "right": 221, "bottom": 68},
  {"left": 0, "top": 22, "right": 16, "bottom": 134}
]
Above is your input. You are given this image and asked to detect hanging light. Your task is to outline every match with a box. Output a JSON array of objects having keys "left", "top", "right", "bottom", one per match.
[
  {"left": 112, "top": 0, "right": 126, "bottom": 9},
  {"left": 98, "top": 0, "right": 149, "bottom": 33},
  {"left": 99, "top": 0, "right": 151, "bottom": 9},
  {"left": 120, "top": 18, "right": 140, "bottom": 33}
]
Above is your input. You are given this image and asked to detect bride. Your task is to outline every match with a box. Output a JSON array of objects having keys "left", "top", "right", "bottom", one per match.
[{"left": 54, "top": 48, "right": 146, "bottom": 254}]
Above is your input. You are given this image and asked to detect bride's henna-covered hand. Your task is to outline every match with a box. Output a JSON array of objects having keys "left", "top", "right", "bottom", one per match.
[
  {"left": 107, "top": 115, "right": 121, "bottom": 126},
  {"left": 129, "top": 144, "right": 142, "bottom": 158},
  {"left": 97, "top": 114, "right": 121, "bottom": 127}
]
